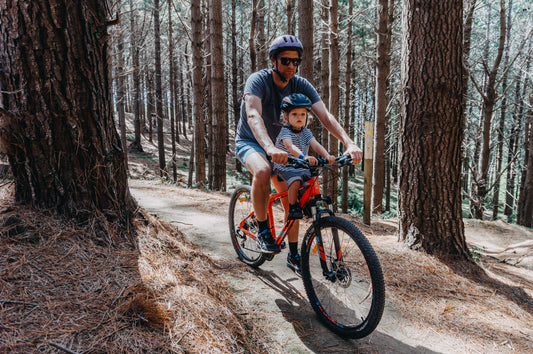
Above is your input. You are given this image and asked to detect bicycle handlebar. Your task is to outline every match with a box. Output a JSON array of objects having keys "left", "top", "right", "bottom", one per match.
[{"left": 285, "top": 154, "right": 352, "bottom": 170}]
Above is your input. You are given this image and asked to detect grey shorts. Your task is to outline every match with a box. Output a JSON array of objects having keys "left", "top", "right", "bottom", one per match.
[{"left": 272, "top": 165, "right": 311, "bottom": 187}]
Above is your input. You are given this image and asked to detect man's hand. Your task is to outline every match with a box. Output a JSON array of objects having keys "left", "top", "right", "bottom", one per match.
[
  {"left": 266, "top": 147, "right": 288, "bottom": 165},
  {"left": 325, "top": 154, "right": 336, "bottom": 165},
  {"left": 344, "top": 145, "right": 363, "bottom": 165}
]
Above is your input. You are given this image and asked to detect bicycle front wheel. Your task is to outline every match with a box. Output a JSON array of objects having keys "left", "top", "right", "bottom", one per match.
[
  {"left": 228, "top": 185, "right": 267, "bottom": 267},
  {"left": 301, "top": 216, "right": 385, "bottom": 339}
]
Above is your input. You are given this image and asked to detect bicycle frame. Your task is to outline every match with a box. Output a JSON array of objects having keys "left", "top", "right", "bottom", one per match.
[{"left": 238, "top": 174, "right": 322, "bottom": 247}]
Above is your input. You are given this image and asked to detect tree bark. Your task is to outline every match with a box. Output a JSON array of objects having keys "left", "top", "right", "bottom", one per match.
[
  {"left": 168, "top": 0, "right": 177, "bottom": 182},
  {"left": 398, "top": 0, "right": 469, "bottom": 258},
  {"left": 518, "top": 95, "right": 533, "bottom": 227},
  {"left": 0, "top": 0, "right": 135, "bottom": 221},
  {"left": 231, "top": 0, "right": 242, "bottom": 172},
  {"left": 372, "top": 0, "right": 394, "bottom": 214},
  {"left": 473, "top": 0, "right": 506, "bottom": 219},
  {"left": 298, "top": 0, "right": 314, "bottom": 83},
  {"left": 191, "top": 0, "right": 206, "bottom": 187},
  {"left": 320, "top": 0, "right": 330, "bottom": 195},
  {"left": 115, "top": 16, "right": 128, "bottom": 170},
  {"left": 287, "top": 0, "right": 296, "bottom": 35},
  {"left": 249, "top": 0, "right": 258, "bottom": 72},
  {"left": 129, "top": 0, "right": 143, "bottom": 152},
  {"left": 210, "top": 0, "right": 226, "bottom": 191},
  {"left": 342, "top": 0, "right": 353, "bottom": 214},
  {"left": 328, "top": 0, "right": 339, "bottom": 211},
  {"left": 153, "top": 0, "right": 166, "bottom": 177},
  {"left": 492, "top": 0, "right": 513, "bottom": 219}
]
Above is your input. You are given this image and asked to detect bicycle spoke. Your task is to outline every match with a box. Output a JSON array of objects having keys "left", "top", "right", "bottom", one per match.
[{"left": 302, "top": 217, "right": 385, "bottom": 338}]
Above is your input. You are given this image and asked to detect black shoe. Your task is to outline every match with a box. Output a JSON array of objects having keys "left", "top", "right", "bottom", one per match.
[
  {"left": 286, "top": 253, "right": 302, "bottom": 277},
  {"left": 257, "top": 229, "right": 281, "bottom": 254},
  {"left": 288, "top": 204, "right": 303, "bottom": 220}
]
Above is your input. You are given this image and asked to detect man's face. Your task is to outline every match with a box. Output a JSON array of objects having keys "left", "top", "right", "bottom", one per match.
[{"left": 272, "top": 50, "right": 301, "bottom": 80}]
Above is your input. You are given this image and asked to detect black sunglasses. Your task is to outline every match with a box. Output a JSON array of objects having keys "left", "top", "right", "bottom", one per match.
[{"left": 276, "top": 57, "right": 302, "bottom": 66}]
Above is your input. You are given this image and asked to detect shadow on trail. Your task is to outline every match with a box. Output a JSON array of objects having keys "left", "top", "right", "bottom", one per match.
[
  {"left": 252, "top": 268, "right": 437, "bottom": 354},
  {"left": 442, "top": 257, "right": 533, "bottom": 316}
]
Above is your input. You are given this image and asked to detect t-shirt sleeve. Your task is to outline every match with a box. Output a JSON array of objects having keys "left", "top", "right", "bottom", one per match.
[
  {"left": 243, "top": 71, "right": 267, "bottom": 100},
  {"left": 301, "top": 128, "right": 315, "bottom": 146},
  {"left": 277, "top": 126, "right": 293, "bottom": 141}
]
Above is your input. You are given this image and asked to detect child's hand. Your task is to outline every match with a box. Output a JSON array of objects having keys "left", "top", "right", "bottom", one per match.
[
  {"left": 326, "top": 154, "right": 336, "bottom": 164},
  {"left": 305, "top": 155, "right": 318, "bottom": 166}
]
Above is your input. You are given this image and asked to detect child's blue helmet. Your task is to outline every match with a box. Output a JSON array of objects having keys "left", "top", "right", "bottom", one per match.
[{"left": 281, "top": 93, "right": 312, "bottom": 113}]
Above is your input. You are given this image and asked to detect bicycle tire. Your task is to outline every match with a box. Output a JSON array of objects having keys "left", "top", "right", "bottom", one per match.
[
  {"left": 228, "top": 185, "right": 268, "bottom": 267},
  {"left": 301, "top": 216, "right": 385, "bottom": 338}
]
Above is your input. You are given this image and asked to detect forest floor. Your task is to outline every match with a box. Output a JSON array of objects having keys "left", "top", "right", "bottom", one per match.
[{"left": 1, "top": 117, "right": 533, "bottom": 352}]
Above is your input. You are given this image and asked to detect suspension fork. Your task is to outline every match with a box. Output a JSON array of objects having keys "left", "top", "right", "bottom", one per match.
[{"left": 310, "top": 203, "right": 338, "bottom": 280}]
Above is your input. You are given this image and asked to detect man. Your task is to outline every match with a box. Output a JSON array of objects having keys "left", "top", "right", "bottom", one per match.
[{"left": 235, "top": 34, "right": 363, "bottom": 257}]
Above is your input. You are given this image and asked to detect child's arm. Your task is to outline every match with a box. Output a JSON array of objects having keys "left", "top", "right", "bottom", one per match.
[
  {"left": 281, "top": 138, "right": 318, "bottom": 165},
  {"left": 309, "top": 139, "right": 335, "bottom": 164}
]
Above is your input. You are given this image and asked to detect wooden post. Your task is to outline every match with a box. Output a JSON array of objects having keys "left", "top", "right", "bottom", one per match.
[{"left": 364, "top": 121, "right": 374, "bottom": 225}]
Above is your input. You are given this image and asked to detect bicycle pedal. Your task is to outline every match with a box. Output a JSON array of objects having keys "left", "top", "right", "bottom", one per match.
[{"left": 280, "top": 241, "right": 286, "bottom": 249}]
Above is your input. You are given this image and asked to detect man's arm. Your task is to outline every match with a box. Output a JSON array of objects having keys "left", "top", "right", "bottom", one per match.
[
  {"left": 245, "top": 94, "right": 288, "bottom": 164},
  {"left": 311, "top": 100, "right": 363, "bottom": 164}
]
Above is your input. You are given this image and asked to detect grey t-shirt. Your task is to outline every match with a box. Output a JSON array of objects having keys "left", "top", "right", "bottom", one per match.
[{"left": 236, "top": 69, "right": 321, "bottom": 145}]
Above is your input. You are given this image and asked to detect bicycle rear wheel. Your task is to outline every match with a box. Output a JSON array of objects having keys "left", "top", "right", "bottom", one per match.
[
  {"left": 301, "top": 216, "right": 385, "bottom": 338},
  {"left": 228, "top": 185, "right": 268, "bottom": 267}
]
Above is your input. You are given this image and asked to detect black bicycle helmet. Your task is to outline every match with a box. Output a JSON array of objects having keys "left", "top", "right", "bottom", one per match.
[
  {"left": 269, "top": 35, "right": 303, "bottom": 58},
  {"left": 281, "top": 93, "right": 312, "bottom": 113}
]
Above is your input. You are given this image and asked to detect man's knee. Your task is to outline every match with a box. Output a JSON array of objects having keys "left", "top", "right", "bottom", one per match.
[{"left": 253, "top": 166, "right": 272, "bottom": 183}]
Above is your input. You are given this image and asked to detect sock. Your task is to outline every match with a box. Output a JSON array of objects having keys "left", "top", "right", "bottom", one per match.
[
  {"left": 258, "top": 219, "right": 269, "bottom": 233},
  {"left": 289, "top": 242, "right": 298, "bottom": 256}
]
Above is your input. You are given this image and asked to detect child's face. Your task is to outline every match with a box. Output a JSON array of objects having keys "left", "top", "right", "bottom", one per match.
[{"left": 286, "top": 107, "right": 308, "bottom": 130}]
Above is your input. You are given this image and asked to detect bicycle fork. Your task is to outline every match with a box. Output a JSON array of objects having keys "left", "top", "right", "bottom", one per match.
[{"left": 308, "top": 200, "right": 343, "bottom": 283}]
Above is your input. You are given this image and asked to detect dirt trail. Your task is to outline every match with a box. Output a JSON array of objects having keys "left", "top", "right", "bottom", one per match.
[{"left": 129, "top": 179, "right": 531, "bottom": 353}]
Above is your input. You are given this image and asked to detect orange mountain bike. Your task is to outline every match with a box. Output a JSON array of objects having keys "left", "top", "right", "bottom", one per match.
[{"left": 228, "top": 155, "right": 385, "bottom": 339}]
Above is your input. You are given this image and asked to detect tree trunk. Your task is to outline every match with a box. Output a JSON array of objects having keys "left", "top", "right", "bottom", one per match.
[
  {"left": 287, "top": 0, "right": 296, "bottom": 35},
  {"left": 231, "top": 0, "right": 242, "bottom": 172},
  {"left": 146, "top": 69, "right": 154, "bottom": 143},
  {"left": 256, "top": 0, "right": 267, "bottom": 70},
  {"left": 328, "top": 0, "right": 339, "bottom": 212},
  {"left": 0, "top": 0, "right": 135, "bottom": 221},
  {"left": 168, "top": 0, "right": 177, "bottom": 182},
  {"left": 342, "top": 0, "right": 353, "bottom": 214},
  {"left": 249, "top": 0, "right": 258, "bottom": 72},
  {"left": 372, "top": 0, "right": 394, "bottom": 214},
  {"left": 518, "top": 96, "right": 533, "bottom": 227},
  {"left": 298, "top": 0, "right": 314, "bottom": 83},
  {"left": 153, "top": 0, "right": 166, "bottom": 177},
  {"left": 398, "top": 0, "right": 469, "bottom": 258},
  {"left": 473, "top": 0, "right": 506, "bottom": 219},
  {"left": 320, "top": 0, "right": 330, "bottom": 195},
  {"left": 129, "top": 0, "right": 143, "bottom": 153},
  {"left": 115, "top": 18, "right": 128, "bottom": 171},
  {"left": 191, "top": 0, "right": 206, "bottom": 187},
  {"left": 210, "top": 0, "right": 226, "bottom": 191},
  {"left": 493, "top": 0, "right": 513, "bottom": 219}
]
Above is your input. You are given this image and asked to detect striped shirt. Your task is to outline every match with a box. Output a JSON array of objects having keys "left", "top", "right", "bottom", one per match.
[{"left": 273, "top": 126, "right": 315, "bottom": 179}]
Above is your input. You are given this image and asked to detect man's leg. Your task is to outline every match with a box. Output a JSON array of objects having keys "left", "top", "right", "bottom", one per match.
[
  {"left": 245, "top": 152, "right": 280, "bottom": 253},
  {"left": 272, "top": 176, "right": 301, "bottom": 276},
  {"left": 245, "top": 152, "right": 271, "bottom": 222}
]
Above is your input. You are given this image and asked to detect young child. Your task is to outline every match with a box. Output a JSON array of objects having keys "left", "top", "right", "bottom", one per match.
[{"left": 273, "top": 93, "right": 335, "bottom": 274}]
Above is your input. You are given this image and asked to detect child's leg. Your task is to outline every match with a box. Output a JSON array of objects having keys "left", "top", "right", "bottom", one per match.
[{"left": 288, "top": 181, "right": 301, "bottom": 205}]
